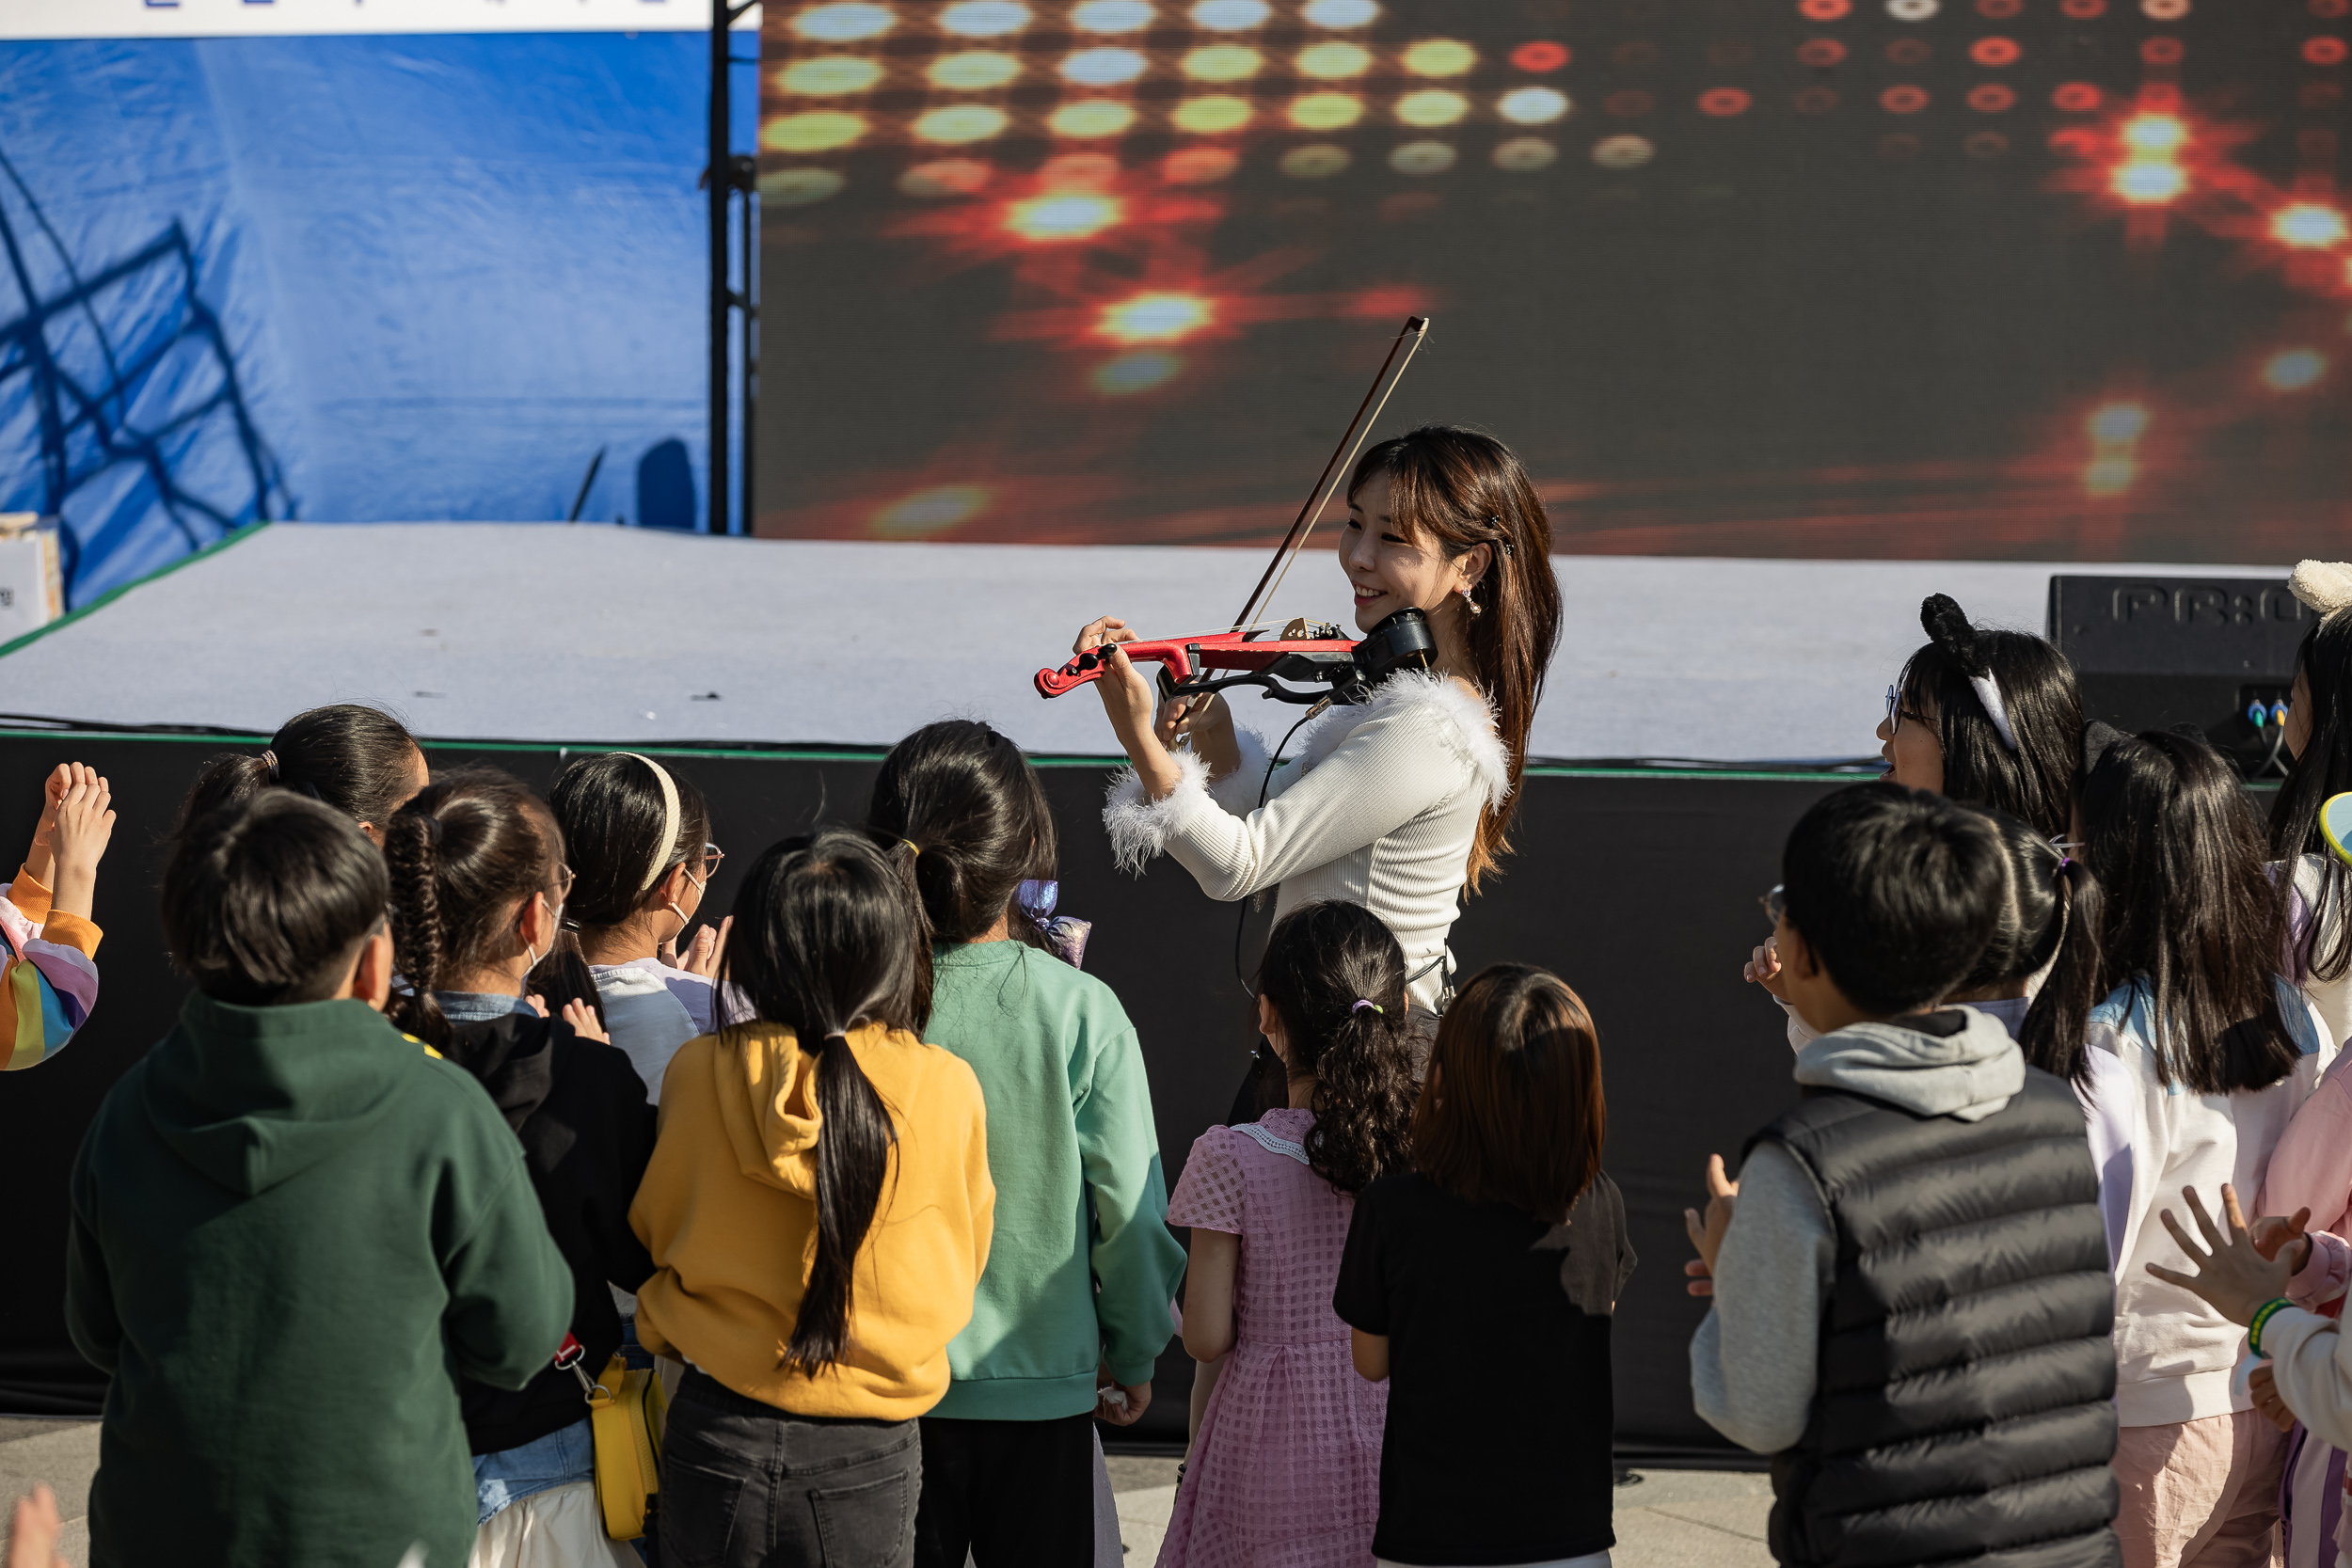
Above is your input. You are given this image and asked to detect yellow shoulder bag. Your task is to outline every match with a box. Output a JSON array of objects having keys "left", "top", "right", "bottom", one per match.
[{"left": 556, "top": 1336, "right": 668, "bottom": 1541}]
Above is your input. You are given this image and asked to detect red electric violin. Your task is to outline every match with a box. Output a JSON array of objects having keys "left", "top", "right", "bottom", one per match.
[{"left": 1035, "top": 314, "right": 1436, "bottom": 708}]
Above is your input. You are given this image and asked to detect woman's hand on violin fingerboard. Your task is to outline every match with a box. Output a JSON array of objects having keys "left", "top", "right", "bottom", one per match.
[{"left": 1075, "top": 615, "right": 1161, "bottom": 755}]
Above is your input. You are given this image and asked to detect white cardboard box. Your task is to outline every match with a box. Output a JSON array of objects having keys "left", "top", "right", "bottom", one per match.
[{"left": 0, "top": 517, "right": 65, "bottom": 644}]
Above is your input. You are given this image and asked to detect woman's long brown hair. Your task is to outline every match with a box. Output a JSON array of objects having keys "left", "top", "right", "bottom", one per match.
[{"left": 1347, "top": 425, "right": 1561, "bottom": 890}]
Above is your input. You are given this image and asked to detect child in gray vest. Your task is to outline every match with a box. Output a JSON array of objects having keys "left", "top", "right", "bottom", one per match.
[{"left": 1683, "top": 782, "right": 2119, "bottom": 1568}]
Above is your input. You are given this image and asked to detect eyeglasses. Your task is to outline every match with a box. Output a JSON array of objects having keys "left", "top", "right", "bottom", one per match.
[
  {"left": 699, "top": 844, "right": 725, "bottom": 878},
  {"left": 551, "top": 863, "right": 576, "bottom": 901},
  {"left": 1760, "top": 883, "right": 1787, "bottom": 928},
  {"left": 1884, "top": 684, "right": 1929, "bottom": 736}
]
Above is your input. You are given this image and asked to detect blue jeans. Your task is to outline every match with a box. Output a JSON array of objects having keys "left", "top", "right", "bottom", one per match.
[{"left": 474, "top": 1416, "right": 597, "bottom": 1526}]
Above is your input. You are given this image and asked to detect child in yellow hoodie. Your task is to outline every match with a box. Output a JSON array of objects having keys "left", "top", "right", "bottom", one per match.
[{"left": 630, "top": 827, "right": 993, "bottom": 1568}]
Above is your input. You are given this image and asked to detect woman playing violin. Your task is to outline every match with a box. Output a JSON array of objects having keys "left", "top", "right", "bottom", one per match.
[{"left": 1077, "top": 424, "right": 1563, "bottom": 1020}]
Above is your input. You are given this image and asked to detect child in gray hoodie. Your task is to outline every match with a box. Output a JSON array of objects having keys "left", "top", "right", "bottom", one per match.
[{"left": 1684, "top": 783, "right": 2119, "bottom": 1568}]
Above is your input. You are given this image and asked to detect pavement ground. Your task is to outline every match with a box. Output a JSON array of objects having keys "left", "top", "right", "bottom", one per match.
[{"left": 3, "top": 1418, "right": 1774, "bottom": 1567}]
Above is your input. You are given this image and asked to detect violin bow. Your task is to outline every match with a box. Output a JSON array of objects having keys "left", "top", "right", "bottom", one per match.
[{"left": 1229, "top": 314, "right": 1431, "bottom": 634}]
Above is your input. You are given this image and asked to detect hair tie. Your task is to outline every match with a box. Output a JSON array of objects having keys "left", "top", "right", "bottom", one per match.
[
  {"left": 615, "top": 753, "right": 683, "bottom": 895},
  {"left": 260, "top": 749, "right": 280, "bottom": 782},
  {"left": 903, "top": 839, "right": 920, "bottom": 857},
  {"left": 421, "top": 814, "right": 443, "bottom": 847},
  {"left": 1351, "top": 999, "right": 1384, "bottom": 1015}
]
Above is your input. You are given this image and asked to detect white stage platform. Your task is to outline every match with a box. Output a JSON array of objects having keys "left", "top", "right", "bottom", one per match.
[{"left": 0, "top": 524, "right": 2287, "bottom": 764}]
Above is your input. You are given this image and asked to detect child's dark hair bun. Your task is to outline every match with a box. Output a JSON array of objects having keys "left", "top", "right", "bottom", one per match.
[{"left": 1920, "top": 594, "right": 1988, "bottom": 676}]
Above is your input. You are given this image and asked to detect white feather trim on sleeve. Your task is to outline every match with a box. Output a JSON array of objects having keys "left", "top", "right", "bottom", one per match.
[
  {"left": 1205, "top": 724, "right": 1276, "bottom": 816},
  {"left": 1286, "top": 669, "right": 1512, "bottom": 810},
  {"left": 1102, "top": 746, "right": 1213, "bottom": 877}
]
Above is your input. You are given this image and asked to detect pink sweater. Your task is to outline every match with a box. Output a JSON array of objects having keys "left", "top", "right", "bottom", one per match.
[{"left": 2260, "top": 1045, "right": 2352, "bottom": 1311}]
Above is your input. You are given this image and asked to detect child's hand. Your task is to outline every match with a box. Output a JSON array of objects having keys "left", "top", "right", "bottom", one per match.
[
  {"left": 1742, "top": 940, "right": 1789, "bottom": 1001},
  {"left": 1094, "top": 1360, "right": 1151, "bottom": 1426},
  {"left": 1683, "top": 1153, "right": 1739, "bottom": 1288},
  {"left": 7, "top": 1483, "right": 69, "bottom": 1568},
  {"left": 22, "top": 763, "right": 91, "bottom": 885},
  {"left": 48, "top": 773, "right": 114, "bottom": 922},
  {"left": 2250, "top": 1209, "right": 2314, "bottom": 1275},
  {"left": 2249, "top": 1362, "right": 2296, "bottom": 1433},
  {"left": 2146, "top": 1184, "right": 2296, "bottom": 1327},
  {"left": 561, "top": 998, "right": 609, "bottom": 1045},
  {"left": 676, "top": 916, "right": 731, "bottom": 982}
]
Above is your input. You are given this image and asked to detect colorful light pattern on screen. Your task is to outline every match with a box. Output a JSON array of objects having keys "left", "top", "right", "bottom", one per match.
[{"left": 761, "top": 0, "right": 2352, "bottom": 556}]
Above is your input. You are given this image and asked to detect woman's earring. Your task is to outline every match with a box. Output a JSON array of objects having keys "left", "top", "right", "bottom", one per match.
[{"left": 1461, "top": 583, "right": 1482, "bottom": 617}]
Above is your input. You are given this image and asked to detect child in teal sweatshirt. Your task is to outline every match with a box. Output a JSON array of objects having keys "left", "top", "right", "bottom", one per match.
[{"left": 871, "top": 721, "right": 1186, "bottom": 1568}]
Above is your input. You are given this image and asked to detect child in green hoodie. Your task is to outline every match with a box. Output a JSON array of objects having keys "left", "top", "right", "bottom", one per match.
[
  {"left": 870, "top": 721, "right": 1187, "bottom": 1568},
  {"left": 65, "top": 791, "right": 573, "bottom": 1568}
]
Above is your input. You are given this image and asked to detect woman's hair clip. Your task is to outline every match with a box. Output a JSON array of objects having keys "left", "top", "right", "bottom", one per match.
[
  {"left": 1485, "top": 515, "right": 1515, "bottom": 557},
  {"left": 1351, "top": 998, "right": 1384, "bottom": 1015}
]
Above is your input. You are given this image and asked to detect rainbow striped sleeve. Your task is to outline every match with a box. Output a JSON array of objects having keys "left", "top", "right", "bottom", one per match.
[{"left": 0, "top": 892, "right": 100, "bottom": 1071}]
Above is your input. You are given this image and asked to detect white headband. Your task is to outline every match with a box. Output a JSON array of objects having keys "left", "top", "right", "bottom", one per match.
[
  {"left": 1968, "top": 673, "right": 2019, "bottom": 752},
  {"left": 616, "top": 752, "right": 682, "bottom": 894}
]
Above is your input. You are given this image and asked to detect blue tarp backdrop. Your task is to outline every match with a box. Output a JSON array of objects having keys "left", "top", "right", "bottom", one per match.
[{"left": 0, "top": 29, "right": 750, "bottom": 604}]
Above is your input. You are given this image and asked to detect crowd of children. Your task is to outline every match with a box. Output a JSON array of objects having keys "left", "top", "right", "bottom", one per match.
[{"left": 22, "top": 562, "right": 2352, "bottom": 1568}]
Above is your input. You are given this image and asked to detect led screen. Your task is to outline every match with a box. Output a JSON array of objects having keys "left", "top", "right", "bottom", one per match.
[{"left": 755, "top": 0, "right": 2351, "bottom": 561}]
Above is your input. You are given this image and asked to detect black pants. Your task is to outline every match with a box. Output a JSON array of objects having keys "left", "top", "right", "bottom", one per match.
[
  {"left": 660, "top": 1370, "right": 921, "bottom": 1568},
  {"left": 912, "top": 1412, "right": 1096, "bottom": 1568}
]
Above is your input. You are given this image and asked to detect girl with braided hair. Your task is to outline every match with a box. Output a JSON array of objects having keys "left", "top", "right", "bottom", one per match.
[
  {"left": 1159, "top": 900, "right": 1420, "bottom": 1568},
  {"left": 382, "top": 770, "right": 658, "bottom": 1568}
]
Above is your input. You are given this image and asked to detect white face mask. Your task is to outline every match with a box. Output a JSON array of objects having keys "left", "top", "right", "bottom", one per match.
[{"left": 518, "top": 894, "right": 566, "bottom": 989}]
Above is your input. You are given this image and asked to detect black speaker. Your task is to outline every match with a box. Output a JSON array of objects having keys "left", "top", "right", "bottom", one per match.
[{"left": 2047, "top": 576, "right": 2309, "bottom": 779}]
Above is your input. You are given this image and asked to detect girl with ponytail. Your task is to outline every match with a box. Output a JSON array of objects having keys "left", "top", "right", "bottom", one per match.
[
  {"left": 548, "top": 752, "right": 723, "bottom": 1101},
  {"left": 1159, "top": 901, "right": 1417, "bottom": 1568},
  {"left": 866, "top": 721, "right": 1185, "bottom": 1566},
  {"left": 629, "top": 828, "right": 993, "bottom": 1568},
  {"left": 380, "top": 770, "right": 660, "bottom": 1568},
  {"left": 179, "top": 703, "right": 428, "bottom": 845}
]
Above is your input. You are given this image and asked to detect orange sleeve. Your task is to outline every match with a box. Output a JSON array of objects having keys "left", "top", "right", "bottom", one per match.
[
  {"left": 36, "top": 911, "right": 101, "bottom": 959},
  {"left": 7, "top": 865, "right": 52, "bottom": 925}
]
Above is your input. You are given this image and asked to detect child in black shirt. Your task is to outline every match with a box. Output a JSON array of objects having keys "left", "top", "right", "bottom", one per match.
[{"left": 1334, "top": 963, "right": 1634, "bottom": 1568}]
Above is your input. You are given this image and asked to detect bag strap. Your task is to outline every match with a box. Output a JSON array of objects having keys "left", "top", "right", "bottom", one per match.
[{"left": 553, "top": 1332, "right": 614, "bottom": 1407}]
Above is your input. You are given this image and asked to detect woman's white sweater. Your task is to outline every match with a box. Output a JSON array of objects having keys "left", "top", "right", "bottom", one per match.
[{"left": 1103, "top": 670, "right": 1509, "bottom": 1014}]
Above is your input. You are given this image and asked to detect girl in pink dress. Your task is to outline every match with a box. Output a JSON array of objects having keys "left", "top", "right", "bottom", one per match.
[{"left": 1160, "top": 901, "right": 1421, "bottom": 1568}]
